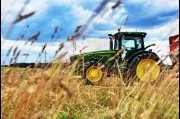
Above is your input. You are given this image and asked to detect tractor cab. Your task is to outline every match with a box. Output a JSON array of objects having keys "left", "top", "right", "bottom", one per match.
[{"left": 109, "top": 32, "right": 148, "bottom": 59}]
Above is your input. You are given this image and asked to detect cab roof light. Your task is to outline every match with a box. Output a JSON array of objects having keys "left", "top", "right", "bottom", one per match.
[{"left": 118, "top": 27, "right": 121, "bottom": 32}]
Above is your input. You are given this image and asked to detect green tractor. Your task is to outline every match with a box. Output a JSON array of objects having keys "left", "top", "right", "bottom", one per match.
[{"left": 70, "top": 30, "right": 161, "bottom": 84}]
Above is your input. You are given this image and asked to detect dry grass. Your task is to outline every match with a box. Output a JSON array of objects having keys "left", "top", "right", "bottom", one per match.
[
  {"left": 1, "top": 1, "right": 179, "bottom": 118},
  {"left": 1, "top": 61, "right": 179, "bottom": 119},
  {"left": 57, "top": 74, "right": 179, "bottom": 119},
  {"left": 1, "top": 62, "right": 75, "bottom": 119}
]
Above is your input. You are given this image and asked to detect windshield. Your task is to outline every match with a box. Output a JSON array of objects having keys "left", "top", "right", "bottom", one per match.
[
  {"left": 121, "top": 36, "right": 143, "bottom": 58},
  {"left": 122, "top": 36, "right": 143, "bottom": 49},
  {"left": 122, "top": 40, "right": 135, "bottom": 50}
]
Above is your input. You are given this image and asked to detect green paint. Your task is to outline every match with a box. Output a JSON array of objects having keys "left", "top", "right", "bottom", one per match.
[{"left": 70, "top": 31, "right": 158, "bottom": 76}]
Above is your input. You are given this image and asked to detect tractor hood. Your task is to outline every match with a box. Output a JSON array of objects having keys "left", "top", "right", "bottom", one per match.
[
  {"left": 79, "top": 50, "right": 116, "bottom": 55},
  {"left": 70, "top": 50, "right": 116, "bottom": 63}
]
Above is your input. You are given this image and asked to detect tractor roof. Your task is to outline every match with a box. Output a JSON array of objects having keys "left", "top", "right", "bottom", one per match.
[{"left": 114, "top": 32, "right": 147, "bottom": 38}]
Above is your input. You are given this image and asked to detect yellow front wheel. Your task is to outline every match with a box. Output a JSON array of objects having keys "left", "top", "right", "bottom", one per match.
[
  {"left": 86, "top": 66, "right": 103, "bottom": 82},
  {"left": 82, "top": 59, "right": 106, "bottom": 85}
]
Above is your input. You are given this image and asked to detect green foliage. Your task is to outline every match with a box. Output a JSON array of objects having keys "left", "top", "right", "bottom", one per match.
[{"left": 57, "top": 105, "right": 79, "bottom": 119}]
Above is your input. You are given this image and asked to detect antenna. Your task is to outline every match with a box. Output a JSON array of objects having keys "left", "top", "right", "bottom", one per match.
[
  {"left": 44, "top": 51, "right": 48, "bottom": 63},
  {"left": 120, "top": 15, "right": 129, "bottom": 32},
  {"left": 73, "top": 39, "right": 75, "bottom": 55},
  {"left": 124, "top": 15, "right": 129, "bottom": 26}
]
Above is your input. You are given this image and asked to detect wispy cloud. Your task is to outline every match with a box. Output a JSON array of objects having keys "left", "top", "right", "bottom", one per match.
[{"left": 1, "top": 0, "right": 179, "bottom": 65}]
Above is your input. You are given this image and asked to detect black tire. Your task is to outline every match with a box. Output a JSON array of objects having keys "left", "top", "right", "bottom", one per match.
[
  {"left": 126, "top": 53, "right": 161, "bottom": 84},
  {"left": 81, "top": 59, "right": 106, "bottom": 85}
]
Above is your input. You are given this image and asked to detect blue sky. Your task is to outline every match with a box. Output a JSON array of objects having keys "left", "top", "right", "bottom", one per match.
[{"left": 1, "top": 0, "right": 179, "bottom": 65}]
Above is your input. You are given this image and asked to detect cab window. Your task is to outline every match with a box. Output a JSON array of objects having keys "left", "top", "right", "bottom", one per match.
[{"left": 121, "top": 36, "right": 143, "bottom": 58}]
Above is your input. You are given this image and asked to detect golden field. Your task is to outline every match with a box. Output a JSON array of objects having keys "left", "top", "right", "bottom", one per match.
[{"left": 1, "top": 61, "right": 179, "bottom": 119}]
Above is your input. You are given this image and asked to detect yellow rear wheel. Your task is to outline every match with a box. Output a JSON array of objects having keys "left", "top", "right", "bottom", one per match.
[
  {"left": 136, "top": 59, "right": 160, "bottom": 82},
  {"left": 127, "top": 53, "right": 161, "bottom": 83},
  {"left": 86, "top": 66, "right": 103, "bottom": 82}
]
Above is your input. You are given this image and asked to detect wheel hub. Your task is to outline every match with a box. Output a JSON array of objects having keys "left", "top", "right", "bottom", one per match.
[
  {"left": 136, "top": 59, "right": 160, "bottom": 82},
  {"left": 86, "top": 66, "right": 103, "bottom": 82}
]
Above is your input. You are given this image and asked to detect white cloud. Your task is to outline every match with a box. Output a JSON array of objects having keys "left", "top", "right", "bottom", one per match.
[
  {"left": 2, "top": 32, "right": 176, "bottom": 65},
  {"left": 95, "top": 2, "right": 128, "bottom": 26},
  {"left": 78, "top": 2, "right": 128, "bottom": 37},
  {"left": 112, "top": 7, "right": 127, "bottom": 21},
  {"left": 1, "top": 0, "right": 178, "bottom": 65},
  {"left": 1, "top": 37, "right": 61, "bottom": 63},
  {"left": 142, "top": 19, "right": 179, "bottom": 65},
  {"left": 144, "top": 40, "right": 172, "bottom": 64},
  {"left": 1, "top": 0, "right": 24, "bottom": 23},
  {"left": 124, "top": 0, "right": 179, "bottom": 24},
  {"left": 2, "top": 0, "right": 178, "bottom": 26},
  {"left": 83, "top": 18, "right": 179, "bottom": 65},
  {"left": 71, "top": 5, "right": 93, "bottom": 24},
  {"left": 1, "top": 0, "right": 83, "bottom": 24},
  {"left": 143, "top": 19, "right": 179, "bottom": 39},
  {"left": 1, "top": 37, "right": 109, "bottom": 64},
  {"left": 127, "top": 0, "right": 179, "bottom": 12}
]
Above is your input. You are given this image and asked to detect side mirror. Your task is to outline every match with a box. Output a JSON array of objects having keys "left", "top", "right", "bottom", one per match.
[
  {"left": 149, "top": 43, "right": 156, "bottom": 46},
  {"left": 108, "top": 34, "right": 113, "bottom": 37},
  {"left": 145, "top": 43, "right": 156, "bottom": 49}
]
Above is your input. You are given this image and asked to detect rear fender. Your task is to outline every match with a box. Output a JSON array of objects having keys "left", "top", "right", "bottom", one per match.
[{"left": 126, "top": 51, "right": 159, "bottom": 67}]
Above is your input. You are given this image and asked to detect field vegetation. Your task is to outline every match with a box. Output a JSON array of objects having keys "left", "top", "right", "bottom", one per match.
[
  {"left": 1, "top": 58, "right": 179, "bottom": 119},
  {"left": 1, "top": 0, "right": 179, "bottom": 118}
]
